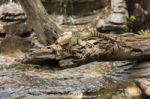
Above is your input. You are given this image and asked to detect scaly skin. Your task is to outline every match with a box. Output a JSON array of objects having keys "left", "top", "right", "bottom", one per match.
[
  {"left": 57, "top": 26, "right": 122, "bottom": 47},
  {"left": 57, "top": 26, "right": 142, "bottom": 55}
]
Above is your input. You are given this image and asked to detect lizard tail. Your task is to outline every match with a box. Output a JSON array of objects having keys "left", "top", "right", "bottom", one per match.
[{"left": 88, "top": 27, "right": 118, "bottom": 44}]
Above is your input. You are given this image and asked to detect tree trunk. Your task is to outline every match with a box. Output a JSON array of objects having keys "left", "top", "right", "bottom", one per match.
[{"left": 18, "top": 0, "right": 62, "bottom": 45}]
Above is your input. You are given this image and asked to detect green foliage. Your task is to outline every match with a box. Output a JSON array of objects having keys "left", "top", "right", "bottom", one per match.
[
  {"left": 129, "top": 16, "right": 136, "bottom": 32},
  {"left": 138, "top": 29, "right": 150, "bottom": 37},
  {"left": 130, "top": 16, "right": 136, "bottom": 23}
]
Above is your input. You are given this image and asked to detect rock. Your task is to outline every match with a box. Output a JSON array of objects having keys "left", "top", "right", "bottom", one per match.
[
  {"left": 96, "top": 0, "right": 128, "bottom": 33},
  {"left": 112, "top": 0, "right": 125, "bottom": 4},
  {"left": 0, "top": 2, "right": 26, "bottom": 24},
  {"left": 1, "top": 61, "right": 141, "bottom": 98},
  {"left": 0, "top": 2, "right": 32, "bottom": 46},
  {"left": 0, "top": 2, "right": 28, "bottom": 42},
  {"left": 109, "top": 13, "right": 127, "bottom": 25},
  {"left": 0, "top": 2, "right": 23, "bottom": 15},
  {"left": 0, "top": 0, "right": 17, "bottom": 5},
  {"left": 97, "top": 19, "right": 128, "bottom": 32},
  {"left": 120, "top": 60, "right": 150, "bottom": 96},
  {"left": 114, "top": 3, "right": 127, "bottom": 9},
  {"left": 42, "top": 0, "right": 110, "bottom": 16},
  {"left": 125, "top": 85, "right": 142, "bottom": 99},
  {"left": 137, "top": 78, "right": 150, "bottom": 96},
  {"left": 113, "top": 7, "right": 126, "bottom": 14},
  {"left": 0, "top": 2, "right": 32, "bottom": 38},
  {"left": 111, "top": 85, "right": 142, "bottom": 99},
  {"left": 111, "top": 0, "right": 126, "bottom": 8}
]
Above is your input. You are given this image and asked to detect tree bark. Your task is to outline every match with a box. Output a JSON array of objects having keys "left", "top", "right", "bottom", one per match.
[
  {"left": 18, "top": 0, "right": 62, "bottom": 45},
  {"left": 16, "top": 33, "right": 150, "bottom": 68}
]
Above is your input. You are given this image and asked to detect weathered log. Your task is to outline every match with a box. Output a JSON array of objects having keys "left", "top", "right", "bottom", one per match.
[
  {"left": 18, "top": 0, "right": 62, "bottom": 45},
  {"left": 16, "top": 33, "right": 150, "bottom": 68}
]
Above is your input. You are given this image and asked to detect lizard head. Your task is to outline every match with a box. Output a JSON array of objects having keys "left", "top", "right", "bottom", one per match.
[{"left": 56, "top": 31, "right": 72, "bottom": 46}]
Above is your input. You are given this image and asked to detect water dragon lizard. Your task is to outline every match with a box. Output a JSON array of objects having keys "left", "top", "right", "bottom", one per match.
[{"left": 56, "top": 26, "right": 132, "bottom": 48}]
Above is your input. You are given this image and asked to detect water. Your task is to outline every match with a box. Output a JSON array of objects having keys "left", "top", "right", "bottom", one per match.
[
  {"left": 0, "top": 54, "right": 138, "bottom": 98},
  {"left": 0, "top": 87, "right": 14, "bottom": 99}
]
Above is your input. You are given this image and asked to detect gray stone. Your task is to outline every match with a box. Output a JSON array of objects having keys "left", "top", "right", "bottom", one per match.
[
  {"left": 0, "top": 2, "right": 26, "bottom": 24},
  {"left": 109, "top": 13, "right": 127, "bottom": 25},
  {"left": 137, "top": 78, "right": 150, "bottom": 96},
  {"left": 113, "top": 8, "right": 126, "bottom": 14},
  {"left": 96, "top": 0, "right": 128, "bottom": 33},
  {"left": 113, "top": 3, "right": 127, "bottom": 9},
  {"left": 111, "top": 0, "right": 126, "bottom": 8},
  {"left": 111, "top": 0, "right": 125, "bottom": 5},
  {"left": 0, "top": 57, "right": 138, "bottom": 98},
  {"left": 96, "top": 19, "right": 128, "bottom": 32},
  {"left": 96, "top": 19, "right": 106, "bottom": 29}
]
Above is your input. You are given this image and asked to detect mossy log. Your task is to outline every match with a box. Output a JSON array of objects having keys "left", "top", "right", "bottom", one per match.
[{"left": 17, "top": 33, "right": 150, "bottom": 68}]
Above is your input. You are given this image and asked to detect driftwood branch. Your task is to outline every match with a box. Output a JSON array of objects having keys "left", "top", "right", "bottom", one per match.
[
  {"left": 16, "top": 33, "right": 150, "bottom": 68},
  {"left": 18, "top": 0, "right": 62, "bottom": 45}
]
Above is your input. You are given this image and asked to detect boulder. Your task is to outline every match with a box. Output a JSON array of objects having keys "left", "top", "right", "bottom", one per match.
[
  {"left": 0, "top": 60, "right": 142, "bottom": 98},
  {"left": 111, "top": 0, "right": 127, "bottom": 10},
  {"left": 96, "top": 19, "right": 128, "bottom": 32},
  {"left": 109, "top": 13, "right": 127, "bottom": 25},
  {"left": 113, "top": 7, "right": 126, "bottom": 14},
  {"left": 0, "top": 2, "right": 26, "bottom": 24},
  {"left": 0, "top": 2, "right": 31, "bottom": 38},
  {"left": 96, "top": 0, "right": 128, "bottom": 33}
]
